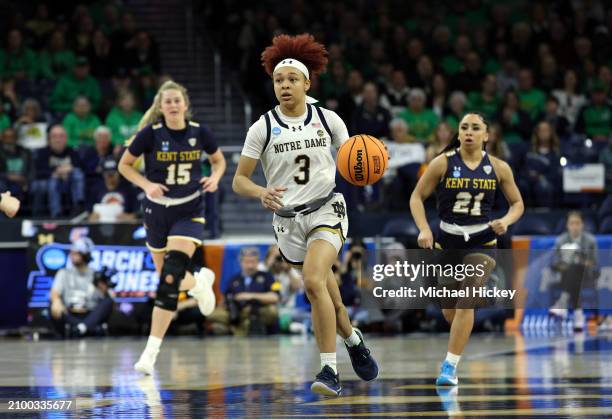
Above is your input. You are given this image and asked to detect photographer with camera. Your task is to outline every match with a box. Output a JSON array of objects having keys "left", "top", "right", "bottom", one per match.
[
  {"left": 49, "top": 237, "right": 114, "bottom": 337},
  {"left": 549, "top": 211, "right": 599, "bottom": 330},
  {"left": 208, "top": 247, "right": 280, "bottom": 336}
]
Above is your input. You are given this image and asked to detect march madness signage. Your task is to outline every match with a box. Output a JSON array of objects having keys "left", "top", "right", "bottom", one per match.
[{"left": 27, "top": 222, "right": 159, "bottom": 310}]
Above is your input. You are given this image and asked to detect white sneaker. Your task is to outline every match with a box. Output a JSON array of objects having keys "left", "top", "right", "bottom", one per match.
[
  {"left": 188, "top": 267, "right": 216, "bottom": 316},
  {"left": 549, "top": 308, "right": 568, "bottom": 318},
  {"left": 134, "top": 349, "right": 158, "bottom": 375},
  {"left": 573, "top": 309, "right": 585, "bottom": 331}
]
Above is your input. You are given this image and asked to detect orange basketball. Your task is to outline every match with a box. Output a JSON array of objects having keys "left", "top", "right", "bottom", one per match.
[{"left": 337, "top": 134, "right": 389, "bottom": 186}]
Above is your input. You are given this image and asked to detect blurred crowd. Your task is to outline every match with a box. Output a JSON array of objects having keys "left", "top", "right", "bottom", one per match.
[
  {"left": 0, "top": 2, "right": 162, "bottom": 218},
  {"left": 204, "top": 0, "right": 612, "bottom": 213}
]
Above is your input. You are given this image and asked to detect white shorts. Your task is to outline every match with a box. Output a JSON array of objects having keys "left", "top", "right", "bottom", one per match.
[{"left": 272, "top": 193, "right": 349, "bottom": 266}]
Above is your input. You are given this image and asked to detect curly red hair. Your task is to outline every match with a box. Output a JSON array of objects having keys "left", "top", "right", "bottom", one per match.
[{"left": 261, "top": 33, "right": 328, "bottom": 77}]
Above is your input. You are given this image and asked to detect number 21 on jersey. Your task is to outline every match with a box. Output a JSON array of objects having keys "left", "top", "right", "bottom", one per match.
[{"left": 452, "top": 191, "right": 484, "bottom": 216}]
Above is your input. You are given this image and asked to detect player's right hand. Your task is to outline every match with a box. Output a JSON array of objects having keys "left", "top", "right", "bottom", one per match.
[
  {"left": 260, "top": 186, "right": 287, "bottom": 211},
  {"left": 145, "top": 182, "right": 169, "bottom": 198},
  {"left": 417, "top": 229, "right": 434, "bottom": 249}
]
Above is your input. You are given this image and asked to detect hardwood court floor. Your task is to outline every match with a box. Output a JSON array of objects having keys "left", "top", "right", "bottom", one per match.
[{"left": 0, "top": 333, "right": 611, "bottom": 417}]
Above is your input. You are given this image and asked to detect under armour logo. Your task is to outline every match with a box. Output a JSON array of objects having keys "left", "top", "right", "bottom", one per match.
[
  {"left": 332, "top": 201, "right": 346, "bottom": 218},
  {"left": 276, "top": 225, "right": 286, "bottom": 233},
  {"left": 291, "top": 126, "right": 302, "bottom": 132}
]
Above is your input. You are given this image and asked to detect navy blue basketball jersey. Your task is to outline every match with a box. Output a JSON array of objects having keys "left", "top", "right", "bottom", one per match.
[
  {"left": 436, "top": 149, "right": 498, "bottom": 225},
  {"left": 128, "top": 119, "right": 219, "bottom": 198}
]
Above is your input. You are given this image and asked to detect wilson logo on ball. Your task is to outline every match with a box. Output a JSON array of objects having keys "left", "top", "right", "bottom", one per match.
[{"left": 337, "top": 134, "right": 389, "bottom": 186}]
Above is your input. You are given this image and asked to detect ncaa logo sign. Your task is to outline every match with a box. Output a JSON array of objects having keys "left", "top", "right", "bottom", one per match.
[
  {"left": 272, "top": 127, "right": 281, "bottom": 136},
  {"left": 42, "top": 248, "right": 67, "bottom": 270}
]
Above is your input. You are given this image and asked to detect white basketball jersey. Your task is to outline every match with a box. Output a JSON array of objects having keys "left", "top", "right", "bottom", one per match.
[{"left": 242, "top": 104, "right": 349, "bottom": 208}]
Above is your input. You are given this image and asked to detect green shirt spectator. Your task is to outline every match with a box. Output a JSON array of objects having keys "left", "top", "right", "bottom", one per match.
[
  {"left": 38, "top": 31, "right": 76, "bottom": 80},
  {"left": 397, "top": 88, "right": 439, "bottom": 142},
  {"left": 575, "top": 83, "right": 612, "bottom": 141},
  {"left": 0, "top": 113, "right": 10, "bottom": 132},
  {"left": 0, "top": 30, "right": 38, "bottom": 79},
  {"left": 445, "top": 91, "right": 468, "bottom": 132},
  {"left": 105, "top": 91, "right": 143, "bottom": 146},
  {"left": 62, "top": 97, "right": 101, "bottom": 147},
  {"left": 467, "top": 75, "right": 501, "bottom": 120},
  {"left": 50, "top": 57, "right": 102, "bottom": 113},
  {"left": 517, "top": 69, "right": 546, "bottom": 121}
]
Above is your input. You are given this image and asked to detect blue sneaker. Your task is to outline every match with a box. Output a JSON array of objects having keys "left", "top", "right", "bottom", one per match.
[
  {"left": 310, "top": 365, "right": 342, "bottom": 396},
  {"left": 345, "top": 328, "right": 379, "bottom": 381},
  {"left": 436, "top": 361, "right": 458, "bottom": 386}
]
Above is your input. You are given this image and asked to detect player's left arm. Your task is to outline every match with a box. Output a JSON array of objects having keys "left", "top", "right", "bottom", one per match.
[{"left": 489, "top": 156, "right": 524, "bottom": 235}]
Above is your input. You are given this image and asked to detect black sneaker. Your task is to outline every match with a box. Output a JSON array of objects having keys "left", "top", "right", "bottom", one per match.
[
  {"left": 345, "top": 328, "right": 379, "bottom": 381},
  {"left": 310, "top": 365, "right": 342, "bottom": 396}
]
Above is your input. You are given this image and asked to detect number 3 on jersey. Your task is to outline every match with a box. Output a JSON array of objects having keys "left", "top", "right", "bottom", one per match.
[
  {"left": 452, "top": 191, "right": 485, "bottom": 216},
  {"left": 294, "top": 155, "right": 310, "bottom": 185},
  {"left": 166, "top": 163, "right": 192, "bottom": 185}
]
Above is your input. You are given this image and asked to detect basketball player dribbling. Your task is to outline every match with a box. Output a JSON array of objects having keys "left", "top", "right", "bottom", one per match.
[
  {"left": 232, "top": 34, "right": 379, "bottom": 396},
  {"left": 410, "top": 112, "right": 524, "bottom": 386}
]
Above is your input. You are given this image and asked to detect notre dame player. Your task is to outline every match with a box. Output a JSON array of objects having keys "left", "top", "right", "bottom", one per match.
[
  {"left": 233, "top": 34, "right": 378, "bottom": 396},
  {"left": 410, "top": 112, "right": 524, "bottom": 386},
  {"left": 118, "top": 80, "right": 226, "bottom": 375}
]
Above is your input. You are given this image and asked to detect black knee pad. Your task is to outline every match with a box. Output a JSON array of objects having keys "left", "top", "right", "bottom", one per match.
[{"left": 155, "top": 250, "right": 191, "bottom": 311}]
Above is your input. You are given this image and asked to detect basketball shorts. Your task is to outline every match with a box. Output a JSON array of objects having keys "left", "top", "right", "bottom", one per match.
[
  {"left": 142, "top": 194, "right": 206, "bottom": 252},
  {"left": 272, "top": 193, "right": 349, "bottom": 266}
]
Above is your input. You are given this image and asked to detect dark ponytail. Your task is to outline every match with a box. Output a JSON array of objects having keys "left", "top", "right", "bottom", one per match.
[{"left": 440, "top": 112, "right": 489, "bottom": 154}]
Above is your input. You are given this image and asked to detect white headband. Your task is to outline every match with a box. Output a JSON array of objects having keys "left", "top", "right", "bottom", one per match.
[{"left": 273, "top": 58, "right": 318, "bottom": 104}]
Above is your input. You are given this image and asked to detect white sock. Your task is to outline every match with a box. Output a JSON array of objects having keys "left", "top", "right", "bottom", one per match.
[
  {"left": 344, "top": 329, "right": 362, "bottom": 347},
  {"left": 445, "top": 352, "right": 461, "bottom": 367},
  {"left": 145, "top": 336, "right": 162, "bottom": 354},
  {"left": 320, "top": 353, "right": 337, "bottom": 374},
  {"left": 77, "top": 323, "right": 87, "bottom": 335}
]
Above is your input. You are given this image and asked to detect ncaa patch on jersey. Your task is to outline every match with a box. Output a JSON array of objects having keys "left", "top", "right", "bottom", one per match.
[
  {"left": 272, "top": 127, "right": 281, "bottom": 136},
  {"left": 483, "top": 165, "right": 492, "bottom": 175},
  {"left": 453, "top": 166, "right": 461, "bottom": 177},
  {"left": 188, "top": 137, "right": 197, "bottom": 147},
  {"left": 162, "top": 141, "right": 169, "bottom": 152}
]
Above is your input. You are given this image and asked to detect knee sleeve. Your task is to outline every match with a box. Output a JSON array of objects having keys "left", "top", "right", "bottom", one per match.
[{"left": 155, "top": 250, "right": 191, "bottom": 311}]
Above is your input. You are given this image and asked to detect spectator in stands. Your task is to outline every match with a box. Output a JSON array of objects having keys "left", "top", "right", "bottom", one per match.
[
  {"left": 552, "top": 69, "right": 587, "bottom": 128},
  {"left": 537, "top": 96, "right": 571, "bottom": 139},
  {"left": 351, "top": 82, "right": 392, "bottom": 139},
  {"left": 105, "top": 90, "right": 143, "bottom": 147},
  {"left": 440, "top": 35, "right": 471, "bottom": 77},
  {"left": 88, "top": 29, "right": 113, "bottom": 79},
  {"left": 26, "top": 4, "right": 55, "bottom": 49},
  {"left": 135, "top": 68, "right": 157, "bottom": 109},
  {"left": 575, "top": 81, "right": 612, "bottom": 142},
  {"left": 62, "top": 96, "right": 101, "bottom": 148},
  {"left": 467, "top": 74, "right": 500, "bottom": 121},
  {"left": 517, "top": 68, "right": 546, "bottom": 122},
  {"left": 50, "top": 238, "right": 114, "bottom": 337},
  {"left": 208, "top": 247, "right": 280, "bottom": 336},
  {"left": 398, "top": 88, "right": 439, "bottom": 142},
  {"left": 72, "top": 12, "right": 95, "bottom": 58},
  {"left": 320, "top": 61, "right": 348, "bottom": 110},
  {"left": 387, "top": 118, "right": 415, "bottom": 143},
  {"left": 127, "top": 30, "right": 161, "bottom": 76},
  {"left": 81, "top": 125, "right": 114, "bottom": 179},
  {"left": 444, "top": 91, "right": 468, "bottom": 131},
  {"left": 537, "top": 53, "right": 559, "bottom": 93},
  {"left": 39, "top": 30, "right": 76, "bottom": 81},
  {"left": 521, "top": 121, "right": 561, "bottom": 207},
  {"left": 0, "top": 127, "right": 30, "bottom": 202},
  {"left": 0, "top": 29, "right": 37, "bottom": 80},
  {"left": 31, "top": 125, "right": 85, "bottom": 217},
  {"left": 337, "top": 69, "right": 364, "bottom": 123},
  {"left": 453, "top": 51, "right": 484, "bottom": 94},
  {"left": 14, "top": 98, "right": 49, "bottom": 150},
  {"left": 88, "top": 157, "right": 136, "bottom": 222},
  {"left": 485, "top": 123, "right": 510, "bottom": 162},
  {"left": 426, "top": 121, "right": 453, "bottom": 162},
  {"left": 380, "top": 69, "right": 410, "bottom": 115},
  {"left": 496, "top": 89, "right": 532, "bottom": 143},
  {"left": 549, "top": 211, "right": 599, "bottom": 331},
  {"left": 411, "top": 55, "right": 435, "bottom": 94},
  {"left": 111, "top": 13, "right": 139, "bottom": 64},
  {"left": 429, "top": 74, "right": 448, "bottom": 118},
  {"left": 50, "top": 56, "right": 102, "bottom": 113}
]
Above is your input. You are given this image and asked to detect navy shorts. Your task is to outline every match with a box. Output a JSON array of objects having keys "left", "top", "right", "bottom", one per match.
[{"left": 142, "top": 195, "right": 206, "bottom": 252}]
